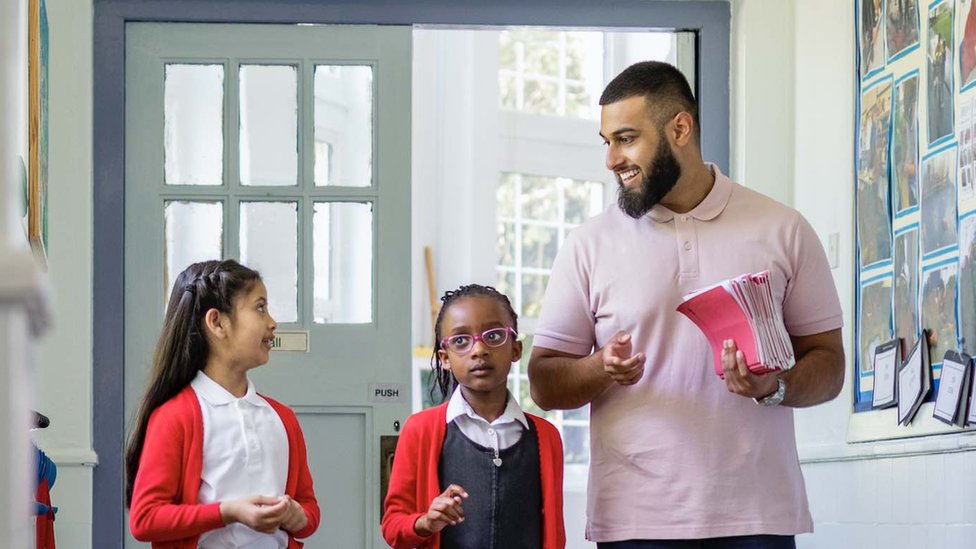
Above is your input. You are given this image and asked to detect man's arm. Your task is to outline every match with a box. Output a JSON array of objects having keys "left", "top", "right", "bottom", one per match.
[
  {"left": 779, "top": 328, "right": 845, "bottom": 407},
  {"left": 723, "top": 328, "right": 845, "bottom": 408},
  {"left": 528, "top": 331, "right": 646, "bottom": 410}
]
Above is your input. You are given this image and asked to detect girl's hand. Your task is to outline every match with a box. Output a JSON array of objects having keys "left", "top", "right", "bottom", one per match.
[
  {"left": 414, "top": 484, "right": 468, "bottom": 536},
  {"left": 219, "top": 495, "right": 290, "bottom": 533},
  {"left": 278, "top": 495, "right": 309, "bottom": 533}
]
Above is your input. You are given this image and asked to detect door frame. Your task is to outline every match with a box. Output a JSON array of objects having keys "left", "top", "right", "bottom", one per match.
[{"left": 93, "top": 1, "right": 730, "bottom": 547}]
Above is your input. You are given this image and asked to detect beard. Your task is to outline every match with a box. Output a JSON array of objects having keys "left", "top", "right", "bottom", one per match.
[{"left": 617, "top": 137, "right": 682, "bottom": 219}]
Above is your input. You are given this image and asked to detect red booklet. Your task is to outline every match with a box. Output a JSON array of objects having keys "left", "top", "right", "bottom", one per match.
[{"left": 676, "top": 272, "right": 794, "bottom": 378}]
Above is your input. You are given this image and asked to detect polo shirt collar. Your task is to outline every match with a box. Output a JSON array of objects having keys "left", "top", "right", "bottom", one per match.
[
  {"left": 445, "top": 386, "right": 529, "bottom": 429},
  {"left": 190, "top": 370, "right": 268, "bottom": 408},
  {"left": 647, "top": 163, "right": 732, "bottom": 223}
]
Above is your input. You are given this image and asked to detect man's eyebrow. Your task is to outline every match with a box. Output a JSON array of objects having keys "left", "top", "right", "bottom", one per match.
[{"left": 600, "top": 127, "right": 639, "bottom": 140}]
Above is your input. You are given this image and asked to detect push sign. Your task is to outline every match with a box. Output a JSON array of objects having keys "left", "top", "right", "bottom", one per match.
[{"left": 369, "top": 383, "right": 406, "bottom": 403}]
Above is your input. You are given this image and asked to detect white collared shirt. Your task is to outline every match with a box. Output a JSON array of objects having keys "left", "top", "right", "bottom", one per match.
[
  {"left": 445, "top": 387, "right": 530, "bottom": 452},
  {"left": 191, "top": 371, "right": 289, "bottom": 549}
]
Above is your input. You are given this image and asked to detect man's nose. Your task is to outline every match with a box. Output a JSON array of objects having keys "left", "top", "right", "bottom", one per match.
[{"left": 606, "top": 144, "right": 623, "bottom": 171}]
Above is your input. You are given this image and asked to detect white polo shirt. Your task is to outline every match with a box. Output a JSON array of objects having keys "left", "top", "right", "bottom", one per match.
[
  {"left": 191, "top": 371, "right": 289, "bottom": 548},
  {"left": 534, "top": 165, "right": 843, "bottom": 541}
]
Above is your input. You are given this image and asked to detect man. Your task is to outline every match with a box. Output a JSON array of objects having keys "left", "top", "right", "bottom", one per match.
[{"left": 527, "top": 61, "right": 845, "bottom": 549}]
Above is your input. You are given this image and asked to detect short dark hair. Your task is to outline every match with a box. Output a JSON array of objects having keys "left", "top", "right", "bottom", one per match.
[{"left": 600, "top": 61, "right": 699, "bottom": 139}]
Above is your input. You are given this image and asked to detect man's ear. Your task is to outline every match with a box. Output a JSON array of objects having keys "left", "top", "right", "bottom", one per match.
[
  {"left": 202, "top": 308, "right": 226, "bottom": 340},
  {"left": 671, "top": 111, "right": 696, "bottom": 147}
]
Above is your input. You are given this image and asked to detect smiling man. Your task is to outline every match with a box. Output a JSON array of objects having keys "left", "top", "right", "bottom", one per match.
[{"left": 527, "top": 61, "right": 845, "bottom": 549}]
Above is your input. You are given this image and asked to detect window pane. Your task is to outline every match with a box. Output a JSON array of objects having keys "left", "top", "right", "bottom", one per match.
[
  {"left": 564, "top": 180, "right": 605, "bottom": 224},
  {"left": 521, "top": 273, "right": 549, "bottom": 319},
  {"left": 497, "top": 172, "right": 518, "bottom": 219},
  {"left": 516, "top": 375, "right": 545, "bottom": 416},
  {"left": 563, "top": 425, "right": 590, "bottom": 465},
  {"left": 164, "top": 64, "right": 223, "bottom": 186},
  {"left": 496, "top": 270, "right": 516, "bottom": 303},
  {"left": 240, "top": 201, "right": 298, "bottom": 322},
  {"left": 522, "top": 79, "right": 559, "bottom": 115},
  {"left": 164, "top": 201, "right": 223, "bottom": 300},
  {"left": 239, "top": 65, "right": 298, "bottom": 186},
  {"left": 313, "top": 202, "right": 373, "bottom": 323},
  {"left": 521, "top": 224, "right": 558, "bottom": 270},
  {"left": 563, "top": 405, "right": 589, "bottom": 421},
  {"left": 314, "top": 65, "right": 373, "bottom": 187},
  {"left": 498, "top": 29, "right": 604, "bottom": 119},
  {"left": 522, "top": 175, "right": 557, "bottom": 221},
  {"left": 497, "top": 222, "right": 517, "bottom": 268}
]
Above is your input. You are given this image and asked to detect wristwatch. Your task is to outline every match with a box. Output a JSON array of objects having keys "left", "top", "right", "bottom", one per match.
[{"left": 754, "top": 377, "right": 786, "bottom": 407}]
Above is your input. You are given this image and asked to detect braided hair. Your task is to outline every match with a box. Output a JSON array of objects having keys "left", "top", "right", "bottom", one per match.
[
  {"left": 125, "top": 259, "right": 261, "bottom": 506},
  {"left": 429, "top": 284, "right": 519, "bottom": 403}
]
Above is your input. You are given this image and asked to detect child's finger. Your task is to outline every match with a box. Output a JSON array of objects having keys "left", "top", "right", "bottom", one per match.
[{"left": 442, "top": 484, "right": 468, "bottom": 499}]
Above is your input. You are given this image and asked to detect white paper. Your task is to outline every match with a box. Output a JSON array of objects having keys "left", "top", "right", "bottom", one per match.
[
  {"left": 933, "top": 358, "right": 966, "bottom": 421},
  {"left": 898, "top": 343, "right": 923, "bottom": 424},
  {"left": 872, "top": 344, "right": 898, "bottom": 407}
]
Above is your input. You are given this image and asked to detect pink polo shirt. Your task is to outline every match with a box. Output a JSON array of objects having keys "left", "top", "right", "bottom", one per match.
[{"left": 534, "top": 165, "right": 843, "bottom": 541}]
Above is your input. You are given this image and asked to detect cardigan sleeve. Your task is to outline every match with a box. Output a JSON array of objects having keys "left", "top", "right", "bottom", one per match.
[
  {"left": 381, "top": 414, "right": 434, "bottom": 549},
  {"left": 129, "top": 405, "right": 224, "bottom": 542}
]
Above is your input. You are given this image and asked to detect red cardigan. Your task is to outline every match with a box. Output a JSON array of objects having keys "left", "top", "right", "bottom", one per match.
[
  {"left": 381, "top": 403, "right": 566, "bottom": 549},
  {"left": 129, "top": 386, "right": 320, "bottom": 548}
]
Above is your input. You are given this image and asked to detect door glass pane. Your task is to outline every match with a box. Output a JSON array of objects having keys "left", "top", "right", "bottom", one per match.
[
  {"left": 164, "top": 201, "right": 223, "bottom": 300},
  {"left": 164, "top": 64, "right": 224, "bottom": 185},
  {"left": 314, "top": 65, "right": 373, "bottom": 187},
  {"left": 240, "top": 201, "right": 298, "bottom": 322},
  {"left": 240, "top": 65, "right": 298, "bottom": 186},
  {"left": 313, "top": 202, "right": 373, "bottom": 323}
]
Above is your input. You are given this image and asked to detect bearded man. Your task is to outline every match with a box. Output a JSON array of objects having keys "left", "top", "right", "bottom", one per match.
[{"left": 528, "top": 61, "right": 845, "bottom": 549}]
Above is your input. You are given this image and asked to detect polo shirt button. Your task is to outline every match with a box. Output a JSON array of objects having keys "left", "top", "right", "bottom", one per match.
[
  {"left": 487, "top": 428, "right": 495, "bottom": 435},
  {"left": 680, "top": 215, "right": 688, "bottom": 222},
  {"left": 683, "top": 241, "right": 692, "bottom": 250}
]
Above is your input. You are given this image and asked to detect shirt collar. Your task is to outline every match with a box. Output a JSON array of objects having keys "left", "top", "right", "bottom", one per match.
[
  {"left": 647, "top": 163, "right": 733, "bottom": 223},
  {"left": 190, "top": 370, "right": 268, "bottom": 408},
  {"left": 445, "top": 386, "right": 529, "bottom": 429}
]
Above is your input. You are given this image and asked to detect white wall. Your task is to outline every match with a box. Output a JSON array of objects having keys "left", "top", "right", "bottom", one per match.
[
  {"left": 730, "top": 0, "right": 795, "bottom": 205},
  {"left": 789, "top": 0, "right": 976, "bottom": 547},
  {"left": 30, "top": 0, "right": 95, "bottom": 547}
]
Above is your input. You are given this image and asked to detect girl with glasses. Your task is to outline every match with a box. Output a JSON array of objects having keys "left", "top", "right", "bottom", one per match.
[
  {"left": 382, "top": 284, "right": 566, "bottom": 549},
  {"left": 126, "top": 260, "right": 320, "bottom": 548}
]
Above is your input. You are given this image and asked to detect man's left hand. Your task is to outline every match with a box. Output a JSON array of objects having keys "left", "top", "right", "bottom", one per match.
[{"left": 721, "top": 339, "right": 779, "bottom": 400}]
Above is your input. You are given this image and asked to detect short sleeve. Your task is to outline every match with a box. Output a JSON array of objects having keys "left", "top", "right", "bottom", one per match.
[
  {"left": 782, "top": 214, "right": 845, "bottom": 336},
  {"left": 533, "top": 232, "right": 598, "bottom": 356}
]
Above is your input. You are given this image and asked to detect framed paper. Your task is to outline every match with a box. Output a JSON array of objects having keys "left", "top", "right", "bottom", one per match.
[
  {"left": 897, "top": 337, "right": 930, "bottom": 425},
  {"left": 872, "top": 338, "right": 900, "bottom": 408},
  {"left": 932, "top": 351, "right": 970, "bottom": 426}
]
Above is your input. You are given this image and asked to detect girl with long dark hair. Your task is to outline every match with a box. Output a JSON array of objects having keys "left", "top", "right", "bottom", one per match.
[{"left": 125, "top": 259, "right": 319, "bottom": 548}]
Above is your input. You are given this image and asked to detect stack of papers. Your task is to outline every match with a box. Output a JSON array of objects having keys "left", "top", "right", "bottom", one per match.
[{"left": 676, "top": 271, "right": 796, "bottom": 378}]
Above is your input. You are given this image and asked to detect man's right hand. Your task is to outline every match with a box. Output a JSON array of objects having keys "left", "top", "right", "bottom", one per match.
[
  {"left": 602, "top": 331, "right": 645, "bottom": 385},
  {"left": 414, "top": 484, "right": 468, "bottom": 537}
]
